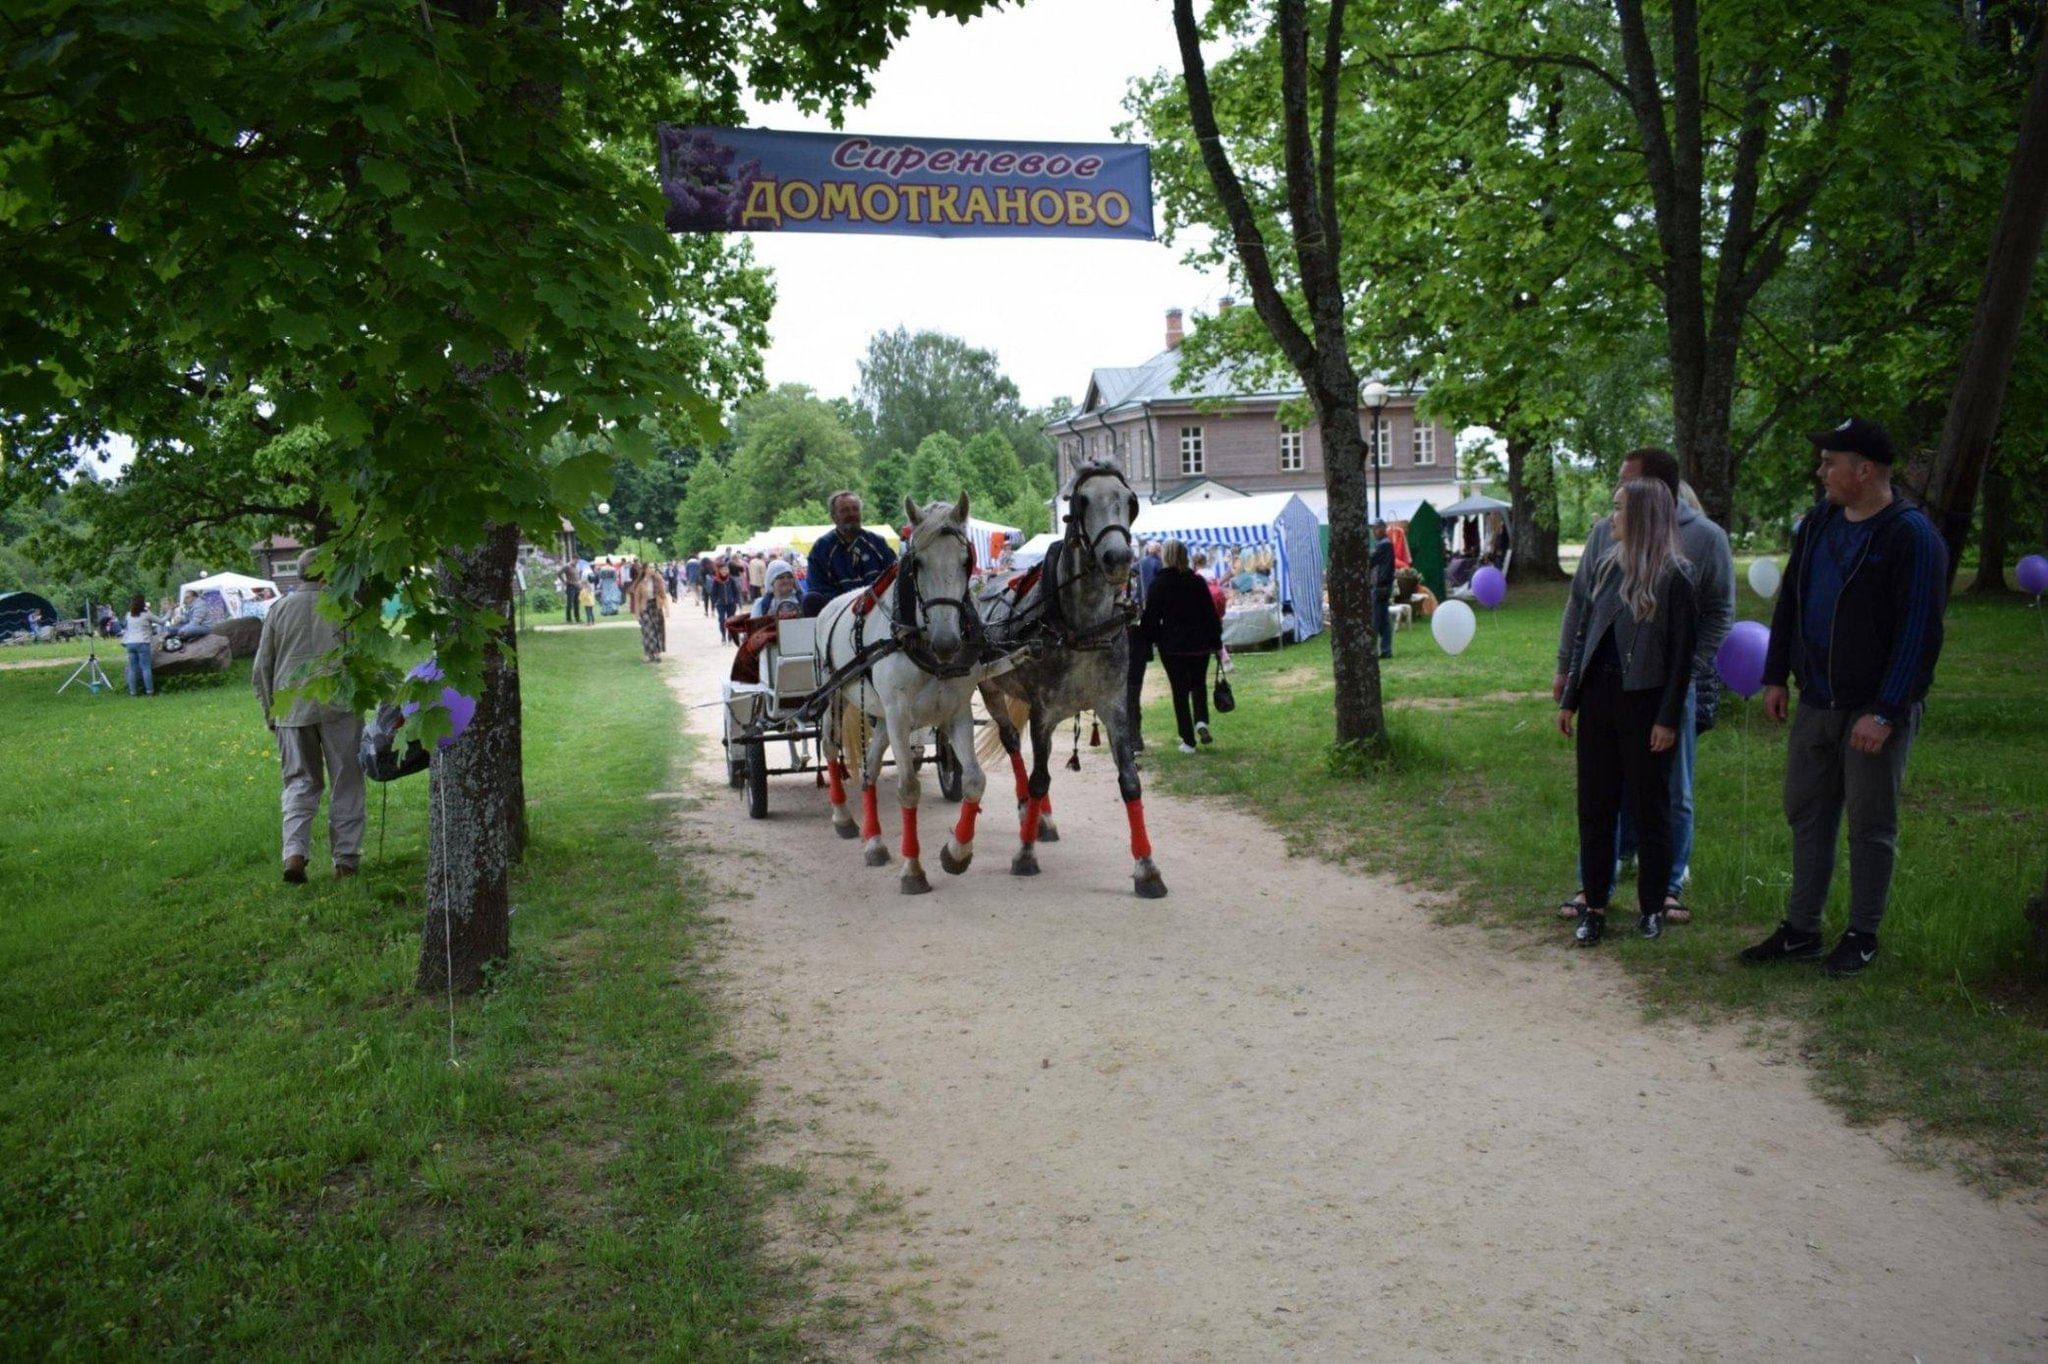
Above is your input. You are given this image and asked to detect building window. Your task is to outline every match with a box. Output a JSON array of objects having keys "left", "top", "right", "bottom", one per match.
[
  {"left": 1279, "top": 424, "right": 1304, "bottom": 471},
  {"left": 1412, "top": 423, "right": 1436, "bottom": 466},
  {"left": 1370, "top": 417, "right": 1392, "bottom": 468},
  {"left": 1180, "top": 425, "right": 1205, "bottom": 476}
]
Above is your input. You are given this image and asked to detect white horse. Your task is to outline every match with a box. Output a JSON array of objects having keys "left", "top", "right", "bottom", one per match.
[{"left": 816, "top": 493, "right": 989, "bottom": 895}]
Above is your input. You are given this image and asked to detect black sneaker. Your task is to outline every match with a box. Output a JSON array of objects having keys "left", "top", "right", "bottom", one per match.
[
  {"left": 1739, "top": 922, "right": 1825, "bottom": 965},
  {"left": 1574, "top": 911, "right": 1606, "bottom": 947},
  {"left": 1821, "top": 930, "right": 1880, "bottom": 978},
  {"left": 1638, "top": 911, "right": 1663, "bottom": 940}
]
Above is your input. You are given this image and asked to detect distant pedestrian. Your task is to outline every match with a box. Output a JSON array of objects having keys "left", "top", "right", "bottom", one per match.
[
  {"left": 559, "top": 562, "right": 581, "bottom": 626},
  {"left": 1370, "top": 519, "right": 1396, "bottom": 659},
  {"left": 1556, "top": 478, "right": 1698, "bottom": 946},
  {"left": 252, "top": 550, "right": 365, "bottom": 883},
  {"left": 628, "top": 562, "right": 668, "bottom": 662},
  {"left": 119, "top": 593, "right": 158, "bottom": 696},
  {"left": 1742, "top": 418, "right": 1947, "bottom": 977},
  {"left": 1140, "top": 540, "right": 1224, "bottom": 755},
  {"left": 579, "top": 580, "right": 596, "bottom": 624},
  {"left": 708, "top": 561, "right": 742, "bottom": 636}
]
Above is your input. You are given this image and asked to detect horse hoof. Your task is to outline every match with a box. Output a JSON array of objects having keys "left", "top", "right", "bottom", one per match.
[
  {"left": 1038, "top": 819, "right": 1061, "bottom": 843},
  {"left": 940, "top": 845, "right": 972, "bottom": 875},
  {"left": 834, "top": 820, "right": 860, "bottom": 840},
  {"left": 864, "top": 845, "right": 890, "bottom": 868},
  {"left": 901, "top": 869, "right": 932, "bottom": 895},
  {"left": 1010, "top": 849, "right": 1040, "bottom": 877},
  {"left": 1134, "top": 872, "right": 1168, "bottom": 899}
]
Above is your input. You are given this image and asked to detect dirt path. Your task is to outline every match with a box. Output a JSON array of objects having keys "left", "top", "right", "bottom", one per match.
[{"left": 660, "top": 615, "right": 2048, "bottom": 1361}]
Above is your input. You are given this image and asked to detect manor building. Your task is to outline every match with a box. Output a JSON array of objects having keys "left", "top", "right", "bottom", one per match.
[{"left": 1044, "top": 305, "right": 1464, "bottom": 517}]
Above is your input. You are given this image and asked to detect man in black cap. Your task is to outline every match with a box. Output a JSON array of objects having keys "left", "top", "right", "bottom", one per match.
[
  {"left": 1741, "top": 417, "right": 1947, "bottom": 976},
  {"left": 1369, "top": 519, "right": 1396, "bottom": 659}
]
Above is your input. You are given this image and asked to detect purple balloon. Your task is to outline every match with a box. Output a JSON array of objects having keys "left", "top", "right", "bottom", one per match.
[
  {"left": 1471, "top": 565, "right": 1507, "bottom": 609},
  {"left": 2017, "top": 554, "right": 2048, "bottom": 596},
  {"left": 404, "top": 660, "right": 477, "bottom": 749},
  {"left": 1714, "top": 620, "right": 1771, "bottom": 698}
]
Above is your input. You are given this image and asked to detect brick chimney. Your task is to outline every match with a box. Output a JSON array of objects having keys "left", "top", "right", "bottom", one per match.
[{"left": 1165, "top": 307, "right": 1184, "bottom": 350}]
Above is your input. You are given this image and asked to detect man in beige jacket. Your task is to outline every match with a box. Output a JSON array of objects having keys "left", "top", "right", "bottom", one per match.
[{"left": 252, "top": 549, "right": 365, "bottom": 882}]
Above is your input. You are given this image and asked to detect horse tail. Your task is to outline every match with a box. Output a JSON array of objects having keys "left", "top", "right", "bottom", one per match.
[
  {"left": 973, "top": 690, "right": 1030, "bottom": 766},
  {"left": 838, "top": 692, "right": 872, "bottom": 788}
]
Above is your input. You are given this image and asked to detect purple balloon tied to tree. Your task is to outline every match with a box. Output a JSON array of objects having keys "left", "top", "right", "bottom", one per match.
[
  {"left": 1714, "top": 620, "right": 1771, "bottom": 698},
  {"left": 2017, "top": 554, "right": 2048, "bottom": 597},
  {"left": 1471, "top": 565, "right": 1507, "bottom": 609},
  {"left": 404, "top": 660, "right": 477, "bottom": 749}
]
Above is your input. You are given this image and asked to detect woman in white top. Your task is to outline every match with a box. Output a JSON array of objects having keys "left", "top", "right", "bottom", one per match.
[{"left": 119, "top": 593, "right": 159, "bottom": 696}]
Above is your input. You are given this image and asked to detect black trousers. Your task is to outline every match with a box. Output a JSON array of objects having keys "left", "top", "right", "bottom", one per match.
[
  {"left": 1160, "top": 652, "right": 1210, "bottom": 747},
  {"left": 1125, "top": 632, "right": 1149, "bottom": 744},
  {"left": 1575, "top": 669, "right": 1675, "bottom": 915}
]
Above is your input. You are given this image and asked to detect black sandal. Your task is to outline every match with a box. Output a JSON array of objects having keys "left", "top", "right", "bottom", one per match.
[{"left": 1557, "top": 890, "right": 1589, "bottom": 920}]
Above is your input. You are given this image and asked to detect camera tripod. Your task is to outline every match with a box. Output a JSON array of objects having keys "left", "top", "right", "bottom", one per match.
[{"left": 57, "top": 645, "right": 116, "bottom": 695}]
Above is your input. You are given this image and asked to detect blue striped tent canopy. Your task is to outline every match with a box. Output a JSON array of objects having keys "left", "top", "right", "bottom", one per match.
[{"left": 1130, "top": 492, "right": 1325, "bottom": 639}]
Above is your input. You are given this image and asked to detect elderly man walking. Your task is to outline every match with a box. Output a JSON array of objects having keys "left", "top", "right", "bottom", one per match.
[{"left": 252, "top": 549, "right": 365, "bottom": 883}]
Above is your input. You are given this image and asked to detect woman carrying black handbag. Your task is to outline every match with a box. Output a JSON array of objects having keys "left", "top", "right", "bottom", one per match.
[{"left": 1139, "top": 539, "right": 1225, "bottom": 754}]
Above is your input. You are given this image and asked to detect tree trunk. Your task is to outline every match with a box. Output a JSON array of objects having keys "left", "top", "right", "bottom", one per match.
[
  {"left": 1925, "top": 35, "right": 2048, "bottom": 587},
  {"left": 1504, "top": 431, "right": 1567, "bottom": 582},
  {"left": 1969, "top": 456, "right": 2012, "bottom": 593},
  {"left": 418, "top": 521, "right": 522, "bottom": 993},
  {"left": 1319, "top": 407, "right": 1385, "bottom": 747}
]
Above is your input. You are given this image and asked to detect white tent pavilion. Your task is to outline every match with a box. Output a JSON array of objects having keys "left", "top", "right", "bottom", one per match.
[
  {"left": 1132, "top": 492, "right": 1325, "bottom": 645},
  {"left": 179, "top": 570, "right": 280, "bottom": 618}
]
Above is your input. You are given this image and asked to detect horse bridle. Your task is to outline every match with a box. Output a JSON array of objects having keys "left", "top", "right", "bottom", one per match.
[
  {"left": 1063, "top": 465, "right": 1138, "bottom": 563},
  {"left": 987, "top": 464, "right": 1139, "bottom": 655},
  {"left": 889, "top": 520, "right": 983, "bottom": 677}
]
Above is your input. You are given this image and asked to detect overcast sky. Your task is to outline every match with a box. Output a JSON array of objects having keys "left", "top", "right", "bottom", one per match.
[{"left": 742, "top": 0, "right": 1228, "bottom": 411}]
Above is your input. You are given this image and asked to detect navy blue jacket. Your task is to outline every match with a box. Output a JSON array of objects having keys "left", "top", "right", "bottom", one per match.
[
  {"left": 805, "top": 528, "right": 897, "bottom": 600},
  {"left": 1762, "top": 496, "right": 1946, "bottom": 722}
]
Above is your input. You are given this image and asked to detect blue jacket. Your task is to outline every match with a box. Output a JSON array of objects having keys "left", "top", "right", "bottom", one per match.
[
  {"left": 1762, "top": 496, "right": 1946, "bottom": 721},
  {"left": 806, "top": 528, "right": 897, "bottom": 599}
]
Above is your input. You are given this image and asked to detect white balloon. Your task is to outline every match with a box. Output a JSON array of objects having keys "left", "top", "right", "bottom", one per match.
[
  {"left": 1431, "top": 599, "right": 1477, "bottom": 656},
  {"left": 1748, "top": 558, "right": 1782, "bottom": 599}
]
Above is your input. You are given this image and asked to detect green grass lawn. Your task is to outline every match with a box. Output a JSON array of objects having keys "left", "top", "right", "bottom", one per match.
[
  {"left": 0, "top": 631, "right": 796, "bottom": 1358},
  {"left": 1152, "top": 580, "right": 2048, "bottom": 1188}
]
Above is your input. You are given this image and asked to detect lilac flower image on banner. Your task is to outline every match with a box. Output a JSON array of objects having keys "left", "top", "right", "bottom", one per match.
[{"left": 659, "top": 126, "right": 765, "bottom": 232}]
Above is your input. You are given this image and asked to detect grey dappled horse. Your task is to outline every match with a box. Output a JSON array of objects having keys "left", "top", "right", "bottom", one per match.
[
  {"left": 977, "top": 460, "right": 1164, "bottom": 898},
  {"left": 816, "top": 493, "right": 989, "bottom": 894}
]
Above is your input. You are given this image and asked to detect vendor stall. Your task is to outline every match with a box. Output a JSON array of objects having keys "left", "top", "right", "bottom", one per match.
[
  {"left": 1131, "top": 492, "right": 1325, "bottom": 644},
  {"left": 179, "top": 571, "right": 280, "bottom": 618}
]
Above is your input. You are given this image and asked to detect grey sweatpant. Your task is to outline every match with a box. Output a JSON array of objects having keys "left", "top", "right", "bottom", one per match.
[
  {"left": 278, "top": 717, "right": 366, "bottom": 866},
  {"left": 1782, "top": 701, "right": 1920, "bottom": 936}
]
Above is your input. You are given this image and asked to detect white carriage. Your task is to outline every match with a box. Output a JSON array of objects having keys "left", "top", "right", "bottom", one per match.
[{"left": 720, "top": 614, "right": 963, "bottom": 818}]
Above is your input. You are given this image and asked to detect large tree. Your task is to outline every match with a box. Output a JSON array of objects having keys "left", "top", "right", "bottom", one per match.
[
  {"left": 724, "top": 385, "right": 867, "bottom": 529},
  {"left": 2, "top": 0, "right": 991, "bottom": 991},
  {"left": 852, "top": 327, "right": 1045, "bottom": 468},
  {"left": 1170, "top": 0, "right": 1386, "bottom": 750}
]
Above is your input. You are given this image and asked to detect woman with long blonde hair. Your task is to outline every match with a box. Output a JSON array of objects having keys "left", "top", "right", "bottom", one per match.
[{"left": 1556, "top": 478, "right": 1699, "bottom": 946}]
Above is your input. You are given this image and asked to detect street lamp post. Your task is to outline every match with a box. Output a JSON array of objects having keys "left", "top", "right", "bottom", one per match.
[{"left": 1361, "top": 380, "right": 1390, "bottom": 522}]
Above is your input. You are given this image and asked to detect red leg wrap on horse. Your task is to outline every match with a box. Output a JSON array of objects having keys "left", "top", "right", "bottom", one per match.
[
  {"left": 1021, "top": 797, "right": 1042, "bottom": 844},
  {"left": 952, "top": 799, "right": 980, "bottom": 847},
  {"left": 1125, "top": 798, "right": 1153, "bottom": 860},
  {"left": 1041, "top": 792, "right": 1053, "bottom": 816},
  {"left": 901, "top": 807, "right": 921, "bottom": 858},
  {"left": 828, "top": 758, "right": 847, "bottom": 806},
  {"left": 1009, "top": 750, "right": 1029, "bottom": 801},
  {"left": 861, "top": 786, "right": 881, "bottom": 839}
]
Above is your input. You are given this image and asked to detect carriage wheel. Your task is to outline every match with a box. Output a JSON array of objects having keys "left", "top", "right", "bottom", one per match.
[
  {"left": 936, "top": 736, "right": 964, "bottom": 802},
  {"left": 744, "top": 738, "right": 769, "bottom": 819}
]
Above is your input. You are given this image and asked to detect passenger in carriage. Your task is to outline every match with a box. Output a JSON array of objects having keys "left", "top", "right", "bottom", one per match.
[
  {"left": 730, "top": 591, "right": 804, "bottom": 684},
  {"left": 753, "top": 560, "right": 802, "bottom": 616}
]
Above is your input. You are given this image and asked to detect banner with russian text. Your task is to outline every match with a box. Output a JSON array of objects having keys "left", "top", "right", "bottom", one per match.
[{"left": 657, "top": 126, "right": 1153, "bottom": 240}]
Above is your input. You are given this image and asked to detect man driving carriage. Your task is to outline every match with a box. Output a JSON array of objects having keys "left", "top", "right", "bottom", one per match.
[{"left": 803, "top": 490, "right": 896, "bottom": 617}]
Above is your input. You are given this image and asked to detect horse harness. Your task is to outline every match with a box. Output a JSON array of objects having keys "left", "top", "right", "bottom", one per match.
[
  {"left": 986, "top": 464, "right": 1138, "bottom": 658},
  {"left": 797, "top": 520, "right": 984, "bottom": 720}
]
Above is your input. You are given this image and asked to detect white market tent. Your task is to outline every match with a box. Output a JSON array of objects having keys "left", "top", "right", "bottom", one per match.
[
  {"left": 179, "top": 570, "right": 279, "bottom": 618},
  {"left": 1011, "top": 532, "right": 1057, "bottom": 570},
  {"left": 1132, "top": 492, "right": 1325, "bottom": 642},
  {"left": 965, "top": 516, "right": 1023, "bottom": 569}
]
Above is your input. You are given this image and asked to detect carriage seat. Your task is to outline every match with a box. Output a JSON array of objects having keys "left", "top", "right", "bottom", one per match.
[{"left": 767, "top": 616, "right": 818, "bottom": 701}]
